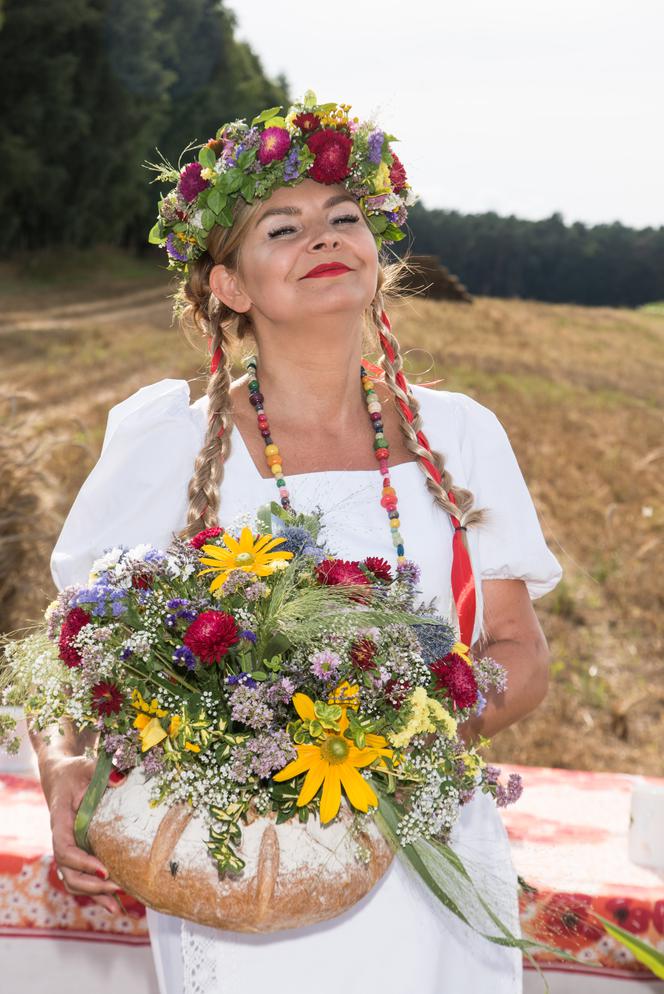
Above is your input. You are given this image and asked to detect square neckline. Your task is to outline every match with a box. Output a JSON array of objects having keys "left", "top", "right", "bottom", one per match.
[{"left": 230, "top": 421, "right": 422, "bottom": 483}]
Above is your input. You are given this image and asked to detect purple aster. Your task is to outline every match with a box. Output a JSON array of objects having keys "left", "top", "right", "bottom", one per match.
[
  {"left": 396, "top": 559, "right": 421, "bottom": 586},
  {"left": 283, "top": 147, "right": 300, "bottom": 182},
  {"left": 495, "top": 773, "right": 524, "bottom": 808},
  {"left": 142, "top": 747, "right": 166, "bottom": 777},
  {"left": 177, "top": 161, "right": 209, "bottom": 202},
  {"left": 266, "top": 676, "right": 297, "bottom": 705},
  {"left": 166, "top": 232, "right": 190, "bottom": 263},
  {"left": 310, "top": 649, "right": 342, "bottom": 681},
  {"left": 173, "top": 645, "right": 197, "bottom": 671},
  {"left": 368, "top": 129, "right": 385, "bottom": 165},
  {"left": 229, "top": 684, "right": 273, "bottom": 730}
]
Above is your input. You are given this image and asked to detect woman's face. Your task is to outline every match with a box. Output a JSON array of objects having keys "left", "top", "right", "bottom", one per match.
[{"left": 214, "top": 178, "right": 379, "bottom": 327}]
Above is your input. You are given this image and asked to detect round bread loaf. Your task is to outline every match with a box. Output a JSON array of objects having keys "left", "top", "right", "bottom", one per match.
[{"left": 88, "top": 767, "right": 394, "bottom": 931}]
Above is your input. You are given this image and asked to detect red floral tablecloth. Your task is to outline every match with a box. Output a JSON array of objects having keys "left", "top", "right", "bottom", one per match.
[
  {"left": 500, "top": 764, "right": 664, "bottom": 982},
  {"left": 1, "top": 765, "right": 663, "bottom": 984},
  {"left": 0, "top": 772, "right": 148, "bottom": 945}
]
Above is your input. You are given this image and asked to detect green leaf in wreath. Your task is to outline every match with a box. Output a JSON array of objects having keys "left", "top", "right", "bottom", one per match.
[
  {"left": 198, "top": 146, "right": 216, "bottom": 169},
  {"left": 251, "top": 106, "right": 282, "bottom": 126},
  {"left": 201, "top": 209, "right": 216, "bottom": 231},
  {"left": 148, "top": 221, "right": 163, "bottom": 244},
  {"left": 207, "top": 189, "right": 226, "bottom": 214}
]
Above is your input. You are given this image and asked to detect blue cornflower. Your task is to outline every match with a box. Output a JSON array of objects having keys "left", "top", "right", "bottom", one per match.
[
  {"left": 173, "top": 645, "right": 197, "bottom": 671},
  {"left": 226, "top": 672, "right": 258, "bottom": 688}
]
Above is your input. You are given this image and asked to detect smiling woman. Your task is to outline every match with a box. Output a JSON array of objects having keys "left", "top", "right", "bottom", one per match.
[{"left": 38, "top": 90, "right": 562, "bottom": 994}]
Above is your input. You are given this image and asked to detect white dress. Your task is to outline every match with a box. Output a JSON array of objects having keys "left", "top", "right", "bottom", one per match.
[{"left": 50, "top": 377, "right": 563, "bottom": 994}]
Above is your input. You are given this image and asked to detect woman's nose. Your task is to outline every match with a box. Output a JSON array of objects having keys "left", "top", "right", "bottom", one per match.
[{"left": 311, "top": 234, "right": 342, "bottom": 250}]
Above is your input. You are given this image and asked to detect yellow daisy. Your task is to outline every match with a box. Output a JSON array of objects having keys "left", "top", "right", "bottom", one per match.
[
  {"left": 196, "top": 526, "right": 293, "bottom": 593},
  {"left": 273, "top": 692, "right": 392, "bottom": 823}
]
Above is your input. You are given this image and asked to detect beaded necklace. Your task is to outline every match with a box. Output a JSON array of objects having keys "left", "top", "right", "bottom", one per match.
[{"left": 243, "top": 354, "right": 406, "bottom": 565}]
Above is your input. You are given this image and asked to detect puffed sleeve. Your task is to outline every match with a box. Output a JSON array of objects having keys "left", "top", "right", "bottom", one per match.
[
  {"left": 455, "top": 393, "right": 563, "bottom": 600},
  {"left": 50, "top": 379, "right": 203, "bottom": 591}
]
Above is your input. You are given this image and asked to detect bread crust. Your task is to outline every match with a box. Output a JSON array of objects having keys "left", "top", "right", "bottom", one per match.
[{"left": 88, "top": 767, "right": 394, "bottom": 931}]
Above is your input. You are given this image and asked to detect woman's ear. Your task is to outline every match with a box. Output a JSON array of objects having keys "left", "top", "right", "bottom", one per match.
[{"left": 209, "top": 264, "right": 252, "bottom": 314}]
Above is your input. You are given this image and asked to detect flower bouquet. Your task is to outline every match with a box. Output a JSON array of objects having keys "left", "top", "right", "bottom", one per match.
[{"left": 1, "top": 502, "right": 521, "bottom": 934}]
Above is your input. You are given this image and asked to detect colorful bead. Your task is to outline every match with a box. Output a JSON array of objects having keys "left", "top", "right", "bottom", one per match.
[{"left": 242, "top": 358, "right": 406, "bottom": 560}]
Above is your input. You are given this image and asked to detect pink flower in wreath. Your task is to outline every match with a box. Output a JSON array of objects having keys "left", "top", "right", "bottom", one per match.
[{"left": 258, "top": 127, "right": 291, "bottom": 165}]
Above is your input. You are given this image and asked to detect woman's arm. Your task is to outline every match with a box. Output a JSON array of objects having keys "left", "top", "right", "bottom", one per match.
[
  {"left": 460, "top": 578, "right": 551, "bottom": 745},
  {"left": 28, "top": 720, "right": 126, "bottom": 915}
]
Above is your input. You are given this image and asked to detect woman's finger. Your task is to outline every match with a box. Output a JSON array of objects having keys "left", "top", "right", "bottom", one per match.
[
  {"left": 52, "top": 837, "right": 110, "bottom": 881},
  {"left": 91, "top": 894, "right": 122, "bottom": 915},
  {"left": 58, "top": 864, "right": 123, "bottom": 895}
]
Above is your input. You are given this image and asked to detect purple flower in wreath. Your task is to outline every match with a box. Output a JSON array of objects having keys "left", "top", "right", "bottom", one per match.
[
  {"left": 368, "top": 129, "right": 384, "bottom": 165},
  {"left": 166, "top": 232, "right": 190, "bottom": 263}
]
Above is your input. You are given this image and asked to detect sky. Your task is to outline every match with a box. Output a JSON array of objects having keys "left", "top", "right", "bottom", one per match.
[{"left": 233, "top": 0, "right": 663, "bottom": 230}]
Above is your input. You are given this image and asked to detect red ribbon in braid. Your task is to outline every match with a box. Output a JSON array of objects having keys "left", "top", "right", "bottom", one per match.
[{"left": 377, "top": 309, "right": 477, "bottom": 647}]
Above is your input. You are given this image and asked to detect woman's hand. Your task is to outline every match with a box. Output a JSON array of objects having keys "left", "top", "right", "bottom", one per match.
[{"left": 42, "top": 754, "right": 127, "bottom": 915}]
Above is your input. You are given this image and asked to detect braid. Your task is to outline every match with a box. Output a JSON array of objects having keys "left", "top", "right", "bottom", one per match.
[
  {"left": 368, "top": 291, "right": 488, "bottom": 536},
  {"left": 173, "top": 204, "right": 260, "bottom": 542}
]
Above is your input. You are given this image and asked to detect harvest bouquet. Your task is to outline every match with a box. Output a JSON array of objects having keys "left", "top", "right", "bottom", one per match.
[{"left": 1, "top": 502, "right": 523, "bottom": 936}]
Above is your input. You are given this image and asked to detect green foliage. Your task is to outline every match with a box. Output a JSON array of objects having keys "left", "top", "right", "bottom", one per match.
[
  {"left": 0, "top": 0, "right": 290, "bottom": 254},
  {"left": 400, "top": 202, "right": 664, "bottom": 307}
]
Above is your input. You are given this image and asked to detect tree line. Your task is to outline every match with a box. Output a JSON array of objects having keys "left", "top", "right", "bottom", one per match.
[{"left": 1, "top": 0, "right": 661, "bottom": 307}]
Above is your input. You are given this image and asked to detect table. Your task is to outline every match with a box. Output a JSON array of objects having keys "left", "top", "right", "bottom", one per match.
[{"left": 1, "top": 764, "right": 662, "bottom": 993}]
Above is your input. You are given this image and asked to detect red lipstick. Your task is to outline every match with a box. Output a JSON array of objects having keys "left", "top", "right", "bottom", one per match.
[{"left": 302, "top": 262, "right": 353, "bottom": 278}]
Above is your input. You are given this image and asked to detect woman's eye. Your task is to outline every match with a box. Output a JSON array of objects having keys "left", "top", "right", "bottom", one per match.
[
  {"left": 267, "top": 214, "right": 360, "bottom": 239},
  {"left": 268, "top": 224, "right": 298, "bottom": 238}
]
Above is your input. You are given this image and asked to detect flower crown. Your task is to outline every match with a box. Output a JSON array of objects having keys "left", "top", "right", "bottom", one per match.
[{"left": 146, "top": 89, "right": 417, "bottom": 275}]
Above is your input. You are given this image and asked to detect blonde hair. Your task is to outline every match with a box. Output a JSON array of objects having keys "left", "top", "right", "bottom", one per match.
[{"left": 174, "top": 196, "right": 487, "bottom": 551}]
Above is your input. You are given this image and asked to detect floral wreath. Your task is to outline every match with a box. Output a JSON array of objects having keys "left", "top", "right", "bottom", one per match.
[{"left": 146, "top": 89, "right": 418, "bottom": 274}]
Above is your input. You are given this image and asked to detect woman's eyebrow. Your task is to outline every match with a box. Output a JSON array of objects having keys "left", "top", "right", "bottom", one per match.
[{"left": 255, "top": 194, "right": 357, "bottom": 228}]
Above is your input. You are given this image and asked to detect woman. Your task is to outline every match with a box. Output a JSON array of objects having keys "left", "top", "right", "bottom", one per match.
[{"left": 35, "top": 93, "right": 562, "bottom": 993}]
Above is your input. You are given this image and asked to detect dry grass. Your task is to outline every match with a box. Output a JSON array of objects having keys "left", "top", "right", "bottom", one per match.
[{"left": 1, "top": 254, "right": 662, "bottom": 775}]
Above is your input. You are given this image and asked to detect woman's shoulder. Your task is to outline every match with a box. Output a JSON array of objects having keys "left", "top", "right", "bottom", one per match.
[
  {"left": 409, "top": 382, "right": 503, "bottom": 442},
  {"left": 102, "top": 377, "right": 206, "bottom": 453}
]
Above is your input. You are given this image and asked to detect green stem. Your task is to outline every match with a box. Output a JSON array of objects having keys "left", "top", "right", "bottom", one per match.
[{"left": 74, "top": 748, "right": 113, "bottom": 852}]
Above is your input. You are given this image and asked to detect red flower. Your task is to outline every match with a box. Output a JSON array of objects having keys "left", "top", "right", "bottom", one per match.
[
  {"left": 91, "top": 682, "right": 123, "bottom": 716},
  {"left": 389, "top": 152, "right": 407, "bottom": 193},
  {"left": 384, "top": 678, "right": 411, "bottom": 710},
  {"left": 653, "top": 900, "right": 664, "bottom": 934},
  {"left": 538, "top": 893, "right": 604, "bottom": 951},
  {"left": 293, "top": 112, "right": 321, "bottom": 133},
  {"left": 58, "top": 607, "right": 91, "bottom": 668},
  {"left": 189, "top": 526, "right": 225, "bottom": 550},
  {"left": 315, "top": 559, "right": 369, "bottom": 587},
  {"left": 350, "top": 637, "right": 378, "bottom": 671},
  {"left": 306, "top": 129, "right": 352, "bottom": 184},
  {"left": 177, "top": 162, "right": 209, "bottom": 203},
  {"left": 131, "top": 571, "right": 153, "bottom": 590},
  {"left": 603, "top": 898, "right": 651, "bottom": 934},
  {"left": 430, "top": 652, "right": 478, "bottom": 709},
  {"left": 183, "top": 610, "right": 239, "bottom": 664},
  {"left": 363, "top": 556, "right": 392, "bottom": 582}
]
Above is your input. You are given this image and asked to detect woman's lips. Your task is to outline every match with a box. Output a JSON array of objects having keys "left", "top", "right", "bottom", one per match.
[{"left": 303, "top": 264, "right": 352, "bottom": 278}]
